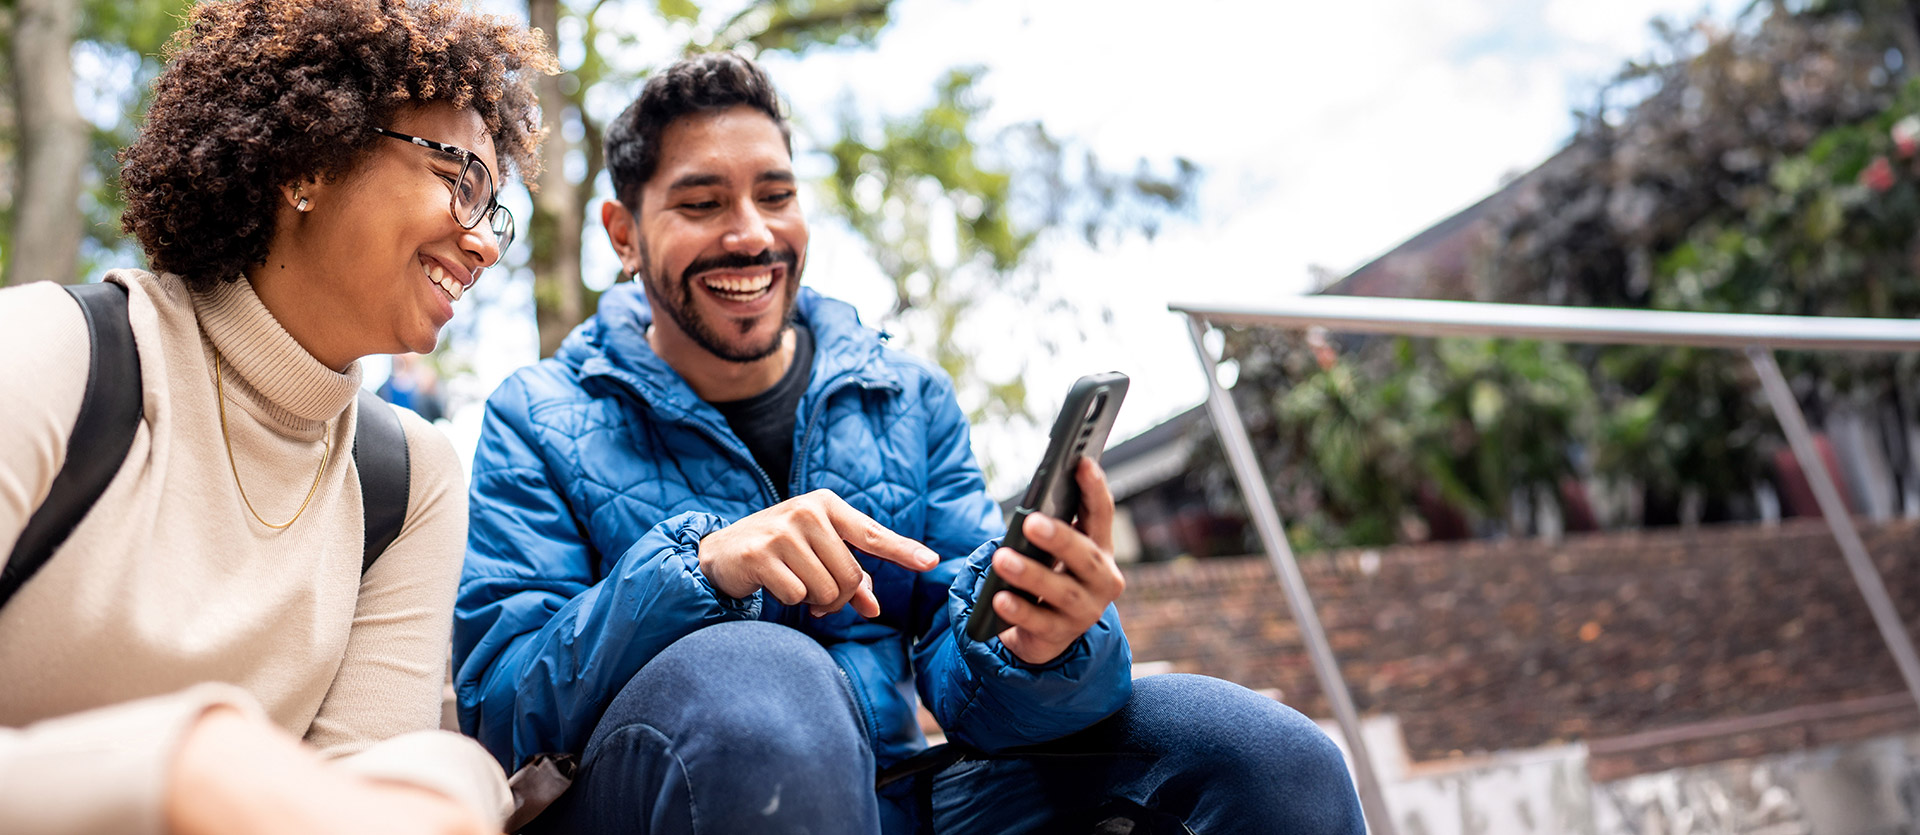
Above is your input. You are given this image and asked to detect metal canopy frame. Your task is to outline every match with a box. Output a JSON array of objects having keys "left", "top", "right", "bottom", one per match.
[{"left": 1169, "top": 295, "right": 1920, "bottom": 835}]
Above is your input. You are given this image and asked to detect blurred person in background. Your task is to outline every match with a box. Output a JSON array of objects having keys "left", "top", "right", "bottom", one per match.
[
  {"left": 382, "top": 353, "right": 448, "bottom": 423},
  {"left": 455, "top": 51, "right": 1364, "bottom": 835},
  {"left": 0, "top": 1, "right": 551, "bottom": 832}
]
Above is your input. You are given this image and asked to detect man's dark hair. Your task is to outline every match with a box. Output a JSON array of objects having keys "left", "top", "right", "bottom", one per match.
[
  {"left": 118, "top": 0, "right": 554, "bottom": 290},
  {"left": 605, "top": 52, "right": 791, "bottom": 211}
]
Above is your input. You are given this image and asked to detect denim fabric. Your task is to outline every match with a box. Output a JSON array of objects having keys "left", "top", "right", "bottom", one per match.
[
  {"left": 524, "top": 621, "right": 882, "bottom": 835},
  {"left": 928, "top": 674, "right": 1366, "bottom": 835},
  {"left": 527, "top": 622, "right": 1364, "bottom": 835}
]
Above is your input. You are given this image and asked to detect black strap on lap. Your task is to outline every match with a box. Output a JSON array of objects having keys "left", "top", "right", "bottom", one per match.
[
  {"left": 1, "top": 283, "right": 143, "bottom": 608},
  {"left": 875, "top": 741, "right": 971, "bottom": 789}
]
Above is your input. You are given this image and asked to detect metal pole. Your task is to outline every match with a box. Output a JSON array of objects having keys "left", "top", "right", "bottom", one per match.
[
  {"left": 1173, "top": 296, "right": 1920, "bottom": 351},
  {"left": 1185, "top": 315, "right": 1398, "bottom": 835},
  {"left": 1748, "top": 347, "right": 1920, "bottom": 714}
]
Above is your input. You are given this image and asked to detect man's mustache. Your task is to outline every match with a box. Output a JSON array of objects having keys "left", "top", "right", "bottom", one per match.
[{"left": 681, "top": 248, "right": 799, "bottom": 279}]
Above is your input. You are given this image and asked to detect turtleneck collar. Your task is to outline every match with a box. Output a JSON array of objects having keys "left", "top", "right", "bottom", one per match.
[{"left": 191, "top": 275, "right": 362, "bottom": 432}]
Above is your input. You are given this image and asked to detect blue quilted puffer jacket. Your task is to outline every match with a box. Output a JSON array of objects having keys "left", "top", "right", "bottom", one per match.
[{"left": 453, "top": 283, "right": 1132, "bottom": 782}]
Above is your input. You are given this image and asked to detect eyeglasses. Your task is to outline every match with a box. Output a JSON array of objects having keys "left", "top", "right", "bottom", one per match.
[{"left": 372, "top": 128, "right": 515, "bottom": 259}]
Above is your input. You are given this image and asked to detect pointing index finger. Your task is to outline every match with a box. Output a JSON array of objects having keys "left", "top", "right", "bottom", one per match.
[{"left": 825, "top": 496, "right": 938, "bottom": 571}]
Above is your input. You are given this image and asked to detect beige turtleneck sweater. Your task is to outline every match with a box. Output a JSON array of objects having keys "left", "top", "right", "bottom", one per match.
[{"left": 0, "top": 270, "right": 510, "bottom": 833}]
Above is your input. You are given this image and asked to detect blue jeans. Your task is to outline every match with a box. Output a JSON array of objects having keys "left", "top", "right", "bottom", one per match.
[{"left": 525, "top": 621, "right": 1364, "bottom": 835}]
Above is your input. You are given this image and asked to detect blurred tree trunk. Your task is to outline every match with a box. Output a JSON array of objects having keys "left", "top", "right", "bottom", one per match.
[
  {"left": 528, "top": 0, "right": 586, "bottom": 357},
  {"left": 7, "top": 0, "right": 84, "bottom": 286}
]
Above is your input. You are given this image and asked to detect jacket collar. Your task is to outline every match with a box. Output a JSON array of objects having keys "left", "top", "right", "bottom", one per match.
[{"left": 559, "top": 282, "right": 899, "bottom": 418}]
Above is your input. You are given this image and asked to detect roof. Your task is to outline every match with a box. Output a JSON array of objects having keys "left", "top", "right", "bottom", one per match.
[
  {"left": 1102, "top": 404, "right": 1210, "bottom": 502},
  {"left": 1319, "top": 144, "right": 1585, "bottom": 300}
]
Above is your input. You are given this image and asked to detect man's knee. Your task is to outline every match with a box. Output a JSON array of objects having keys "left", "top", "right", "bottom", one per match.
[
  {"left": 557, "top": 622, "right": 879, "bottom": 831},
  {"left": 599, "top": 621, "right": 865, "bottom": 754},
  {"left": 1131, "top": 675, "right": 1361, "bottom": 824}
]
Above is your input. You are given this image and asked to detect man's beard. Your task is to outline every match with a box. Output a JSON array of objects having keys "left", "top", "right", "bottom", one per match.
[{"left": 638, "top": 240, "right": 802, "bottom": 364}]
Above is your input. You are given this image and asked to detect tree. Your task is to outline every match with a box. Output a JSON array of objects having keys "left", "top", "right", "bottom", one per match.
[
  {"left": 1197, "top": 325, "right": 1595, "bottom": 551},
  {"left": 6, "top": 0, "right": 85, "bottom": 286},
  {"left": 520, "top": 0, "right": 912, "bottom": 357},
  {"left": 1481, "top": 4, "right": 1905, "bottom": 308},
  {"left": 1477, "top": 0, "right": 1920, "bottom": 522},
  {"left": 1177, "top": 1, "right": 1920, "bottom": 550},
  {"left": 823, "top": 70, "right": 1198, "bottom": 424},
  {"left": 521, "top": 0, "right": 1198, "bottom": 428},
  {"left": 7, "top": 0, "right": 1198, "bottom": 444},
  {"left": 0, "top": 0, "right": 194, "bottom": 286}
]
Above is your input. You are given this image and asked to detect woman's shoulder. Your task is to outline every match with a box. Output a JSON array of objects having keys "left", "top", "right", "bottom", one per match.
[
  {"left": 355, "top": 399, "right": 467, "bottom": 574},
  {"left": 384, "top": 401, "right": 467, "bottom": 521},
  {"left": 0, "top": 281, "right": 93, "bottom": 413},
  {"left": 0, "top": 278, "right": 85, "bottom": 322},
  {"left": 391, "top": 405, "right": 461, "bottom": 480}
]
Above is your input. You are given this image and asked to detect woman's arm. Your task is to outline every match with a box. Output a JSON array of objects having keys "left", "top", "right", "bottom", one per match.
[
  {"left": 170, "top": 701, "right": 495, "bottom": 835},
  {"left": 299, "top": 405, "right": 510, "bottom": 822},
  {"left": 0, "top": 684, "right": 495, "bottom": 835},
  {"left": 0, "top": 281, "right": 88, "bottom": 554}
]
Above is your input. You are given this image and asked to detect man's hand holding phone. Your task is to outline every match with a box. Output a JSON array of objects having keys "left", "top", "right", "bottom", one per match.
[
  {"left": 698, "top": 489, "right": 940, "bottom": 618},
  {"left": 984, "top": 458, "right": 1127, "bottom": 666}
]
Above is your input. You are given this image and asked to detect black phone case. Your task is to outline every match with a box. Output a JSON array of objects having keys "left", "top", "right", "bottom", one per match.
[{"left": 965, "top": 371, "right": 1129, "bottom": 643}]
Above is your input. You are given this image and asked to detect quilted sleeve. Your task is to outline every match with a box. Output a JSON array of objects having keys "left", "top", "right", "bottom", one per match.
[
  {"left": 453, "top": 372, "right": 759, "bottom": 769},
  {"left": 905, "top": 372, "right": 1134, "bottom": 751},
  {"left": 904, "top": 371, "right": 1003, "bottom": 637}
]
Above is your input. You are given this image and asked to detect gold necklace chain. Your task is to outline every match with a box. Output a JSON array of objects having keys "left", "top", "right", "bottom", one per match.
[{"left": 214, "top": 352, "right": 331, "bottom": 529}]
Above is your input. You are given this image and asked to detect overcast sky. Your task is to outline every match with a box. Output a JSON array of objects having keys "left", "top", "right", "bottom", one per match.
[
  {"left": 753, "top": 0, "right": 1741, "bottom": 490},
  {"left": 440, "top": 0, "right": 1742, "bottom": 490}
]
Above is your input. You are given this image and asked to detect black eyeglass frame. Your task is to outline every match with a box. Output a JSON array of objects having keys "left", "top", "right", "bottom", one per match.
[{"left": 372, "top": 127, "right": 515, "bottom": 257}]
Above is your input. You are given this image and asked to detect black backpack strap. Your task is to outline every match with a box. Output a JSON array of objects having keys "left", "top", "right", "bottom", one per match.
[
  {"left": 1, "top": 282, "right": 143, "bottom": 609},
  {"left": 352, "top": 388, "right": 409, "bottom": 573}
]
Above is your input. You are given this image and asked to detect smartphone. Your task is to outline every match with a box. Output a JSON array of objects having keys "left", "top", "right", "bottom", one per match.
[{"left": 965, "top": 371, "right": 1129, "bottom": 643}]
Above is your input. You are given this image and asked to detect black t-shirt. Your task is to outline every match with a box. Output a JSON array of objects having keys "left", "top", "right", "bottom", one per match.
[{"left": 709, "top": 324, "right": 814, "bottom": 500}]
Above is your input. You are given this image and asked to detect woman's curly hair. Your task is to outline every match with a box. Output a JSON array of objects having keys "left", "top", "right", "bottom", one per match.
[{"left": 119, "top": 0, "right": 556, "bottom": 289}]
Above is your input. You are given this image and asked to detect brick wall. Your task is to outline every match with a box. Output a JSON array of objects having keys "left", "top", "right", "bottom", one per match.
[{"left": 1114, "top": 518, "right": 1920, "bottom": 765}]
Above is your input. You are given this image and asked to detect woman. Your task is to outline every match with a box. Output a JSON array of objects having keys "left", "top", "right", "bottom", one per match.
[{"left": 0, "top": 1, "right": 553, "bottom": 832}]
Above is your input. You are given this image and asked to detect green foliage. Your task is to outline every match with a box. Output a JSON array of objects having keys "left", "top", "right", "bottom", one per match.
[
  {"left": 712, "top": 0, "right": 891, "bottom": 53},
  {"left": 1656, "top": 77, "right": 1920, "bottom": 321},
  {"left": 656, "top": 0, "right": 701, "bottom": 24},
  {"left": 824, "top": 69, "right": 1028, "bottom": 420},
  {"left": 1212, "top": 328, "right": 1595, "bottom": 550},
  {"left": 1464, "top": 0, "right": 1920, "bottom": 524},
  {"left": 78, "top": 0, "right": 187, "bottom": 56},
  {"left": 1, "top": 0, "right": 192, "bottom": 282},
  {"left": 17, "top": 0, "right": 1193, "bottom": 471},
  {"left": 1180, "top": 3, "right": 1920, "bottom": 552},
  {"left": 1588, "top": 73, "right": 1920, "bottom": 506},
  {"left": 515, "top": 0, "right": 1196, "bottom": 438},
  {"left": 1272, "top": 358, "right": 1419, "bottom": 548},
  {"left": 822, "top": 68, "right": 1197, "bottom": 427}
]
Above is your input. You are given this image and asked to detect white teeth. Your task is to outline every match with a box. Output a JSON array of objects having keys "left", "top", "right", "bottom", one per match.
[
  {"left": 703, "top": 272, "right": 774, "bottom": 299},
  {"left": 424, "top": 261, "right": 465, "bottom": 302}
]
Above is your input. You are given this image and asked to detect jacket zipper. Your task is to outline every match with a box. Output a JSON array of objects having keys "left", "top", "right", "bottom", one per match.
[
  {"left": 593, "top": 361, "right": 894, "bottom": 749},
  {"left": 687, "top": 417, "right": 782, "bottom": 506}
]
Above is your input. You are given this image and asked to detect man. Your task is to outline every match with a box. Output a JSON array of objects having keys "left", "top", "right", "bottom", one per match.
[{"left": 455, "top": 52, "right": 1363, "bottom": 834}]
